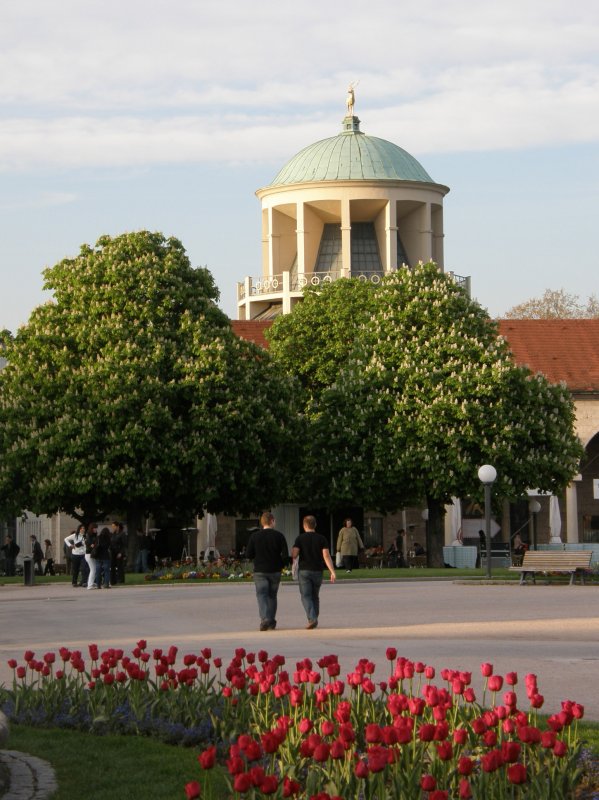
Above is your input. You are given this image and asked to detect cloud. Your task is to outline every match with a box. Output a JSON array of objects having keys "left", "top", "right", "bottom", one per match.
[
  {"left": 1, "top": 0, "right": 599, "bottom": 170},
  {"left": 0, "top": 191, "right": 77, "bottom": 211}
]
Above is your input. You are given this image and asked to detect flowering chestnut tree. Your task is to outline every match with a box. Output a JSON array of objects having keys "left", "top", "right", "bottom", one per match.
[
  {"left": 0, "top": 232, "right": 300, "bottom": 551},
  {"left": 269, "top": 265, "right": 582, "bottom": 565}
]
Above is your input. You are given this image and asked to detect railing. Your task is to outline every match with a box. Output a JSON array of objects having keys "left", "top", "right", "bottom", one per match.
[{"left": 237, "top": 268, "right": 471, "bottom": 301}]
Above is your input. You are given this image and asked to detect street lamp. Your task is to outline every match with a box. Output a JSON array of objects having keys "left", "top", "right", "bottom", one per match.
[
  {"left": 478, "top": 465, "right": 497, "bottom": 579},
  {"left": 528, "top": 499, "right": 541, "bottom": 551}
]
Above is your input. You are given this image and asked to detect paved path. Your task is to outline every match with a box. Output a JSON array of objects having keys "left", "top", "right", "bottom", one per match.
[{"left": 1, "top": 578, "right": 598, "bottom": 718}]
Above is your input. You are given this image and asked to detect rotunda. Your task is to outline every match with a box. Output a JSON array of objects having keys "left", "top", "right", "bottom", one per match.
[{"left": 237, "top": 95, "right": 455, "bottom": 320}]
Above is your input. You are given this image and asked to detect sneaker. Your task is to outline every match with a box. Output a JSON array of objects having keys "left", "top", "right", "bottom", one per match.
[
  {"left": 306, "top": 620, "right": 318, "bottom": 630},
  {"left": 87, "top": 585, "right": 98, "bottom": 590},
  {"left": 267, "top": 621, "right": 277, "bottom": 630},
  {"left": 259, "top": 622, "right": 270, "bottom": 631}
]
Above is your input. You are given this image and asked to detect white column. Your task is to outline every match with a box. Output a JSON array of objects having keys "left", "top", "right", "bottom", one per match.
[
  {"left": 341, "top": 198, "right": 351, "bottom": 277},
  {"left": 419, "top": 203, "right": 433, "bottom": 262},
  {"left": 296, "top": 202, "right": 305, "bottom": 274},
  {"left": 385, "top": 199, "right": 397, "bottom": 273},
  {"left": 282, "top": 272, "right": 291, "bottom": 314},
  {"left": 267, "top": 207, "right": 275, "bottom": 277}
]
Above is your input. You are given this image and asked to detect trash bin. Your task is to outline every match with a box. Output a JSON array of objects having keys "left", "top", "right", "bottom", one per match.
[{"left": 23, "top": 557, "right": 35, "bottom": 586}]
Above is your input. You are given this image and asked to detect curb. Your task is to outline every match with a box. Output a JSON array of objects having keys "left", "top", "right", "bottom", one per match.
[{"left": 0, "top": 752, "right": 57, "bottom": 800}]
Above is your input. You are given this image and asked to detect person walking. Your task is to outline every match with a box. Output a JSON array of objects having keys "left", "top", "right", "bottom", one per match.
[
  {"left": 292, "top": 515, "right": 336, "bottom": 630},
  {"left": 1, "top": 534, "right": 19, "bottom": 576},
  {"left": 64, "top": 525, "right": 88, "bottom": 587},
  {"left": 30, "top": 535, "right": 44, "bottom": 574},
  {"left": 335, "top": 518, "right": 363, "bottom": 572},
  {"left": 110, "top": 522, "right": 127, "bottom": 585},
  {"left": 43, "top": 539, "right": 55, "bottom": 575},
  {"left": 135, "top": 528, "right": 151, "bottom": 573},
  {"left": 245, "top": 511, "right": 289, "bottom": 631}
]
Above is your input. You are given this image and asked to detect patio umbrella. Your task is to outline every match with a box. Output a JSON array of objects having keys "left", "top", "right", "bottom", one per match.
[
  {"left": 205, "top": 513, "right": 219, "bottom": 560},
  {"left": 450, "top": 497, "right": 463, "bottom": 544},
  {"left": 549, "top": 495, "right": 562, "bottom": 544}
]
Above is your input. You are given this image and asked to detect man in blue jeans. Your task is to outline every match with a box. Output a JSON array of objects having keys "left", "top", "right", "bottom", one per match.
[
  {"left": 292, "top": 515, "right": 336, "bottom": 630},
  {"left": 245, "top": 511, "right": 289, "bottom": 631}
]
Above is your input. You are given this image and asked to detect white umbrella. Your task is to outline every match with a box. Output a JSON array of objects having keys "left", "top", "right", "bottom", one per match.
[
  {"left": 450, "top": 497, "right": 463, "bottom": 544},
  {"left": 205, "top": 513, "right": 219, "bottom": 561},
  {"left": 549, "top": 495, "right": 562, "bottom": 544}
]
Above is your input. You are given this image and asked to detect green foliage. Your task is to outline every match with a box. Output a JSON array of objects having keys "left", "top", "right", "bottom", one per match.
[
  {"left": 0, "top": 231, "right": 300, "bottom": 522},
  {"left": 267, "top": 278, "right": 375, "bottom": 403}
]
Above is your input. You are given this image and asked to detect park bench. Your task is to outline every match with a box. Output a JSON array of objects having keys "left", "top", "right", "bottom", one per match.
[{"left": 509, "top": 550, "right": 593, "bottom": 585}]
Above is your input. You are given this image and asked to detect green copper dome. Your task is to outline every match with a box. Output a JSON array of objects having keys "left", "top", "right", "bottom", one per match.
[{"left": 269, "top": 116, "right": 434, "bottom": 186}]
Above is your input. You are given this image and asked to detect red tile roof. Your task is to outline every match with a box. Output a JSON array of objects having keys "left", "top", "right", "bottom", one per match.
[
  {"left": 498, "top": 319, "right": 599, "bottom": 393},
  {"left": 232, "top": 319, "right": 599, "bottom": 394}
]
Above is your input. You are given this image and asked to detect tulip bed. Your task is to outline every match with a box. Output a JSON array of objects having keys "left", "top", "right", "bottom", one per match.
[{"left": 0, "top": 643, "right": 589, "bottom": 799}]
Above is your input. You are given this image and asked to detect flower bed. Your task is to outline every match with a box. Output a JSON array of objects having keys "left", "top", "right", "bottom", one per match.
[
  {"left": 0, "top": 644, "right": 587, "bottom": 798},
  {"left": 144, "top": 557, "right": 253, "bottom": 582}
]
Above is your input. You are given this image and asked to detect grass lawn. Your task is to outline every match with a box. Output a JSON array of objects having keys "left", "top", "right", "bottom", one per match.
[
  {"left": 0, "top": 566, "right": 520, "bottom": 587},
  {"left": 5, "top": 725, "right": 219, "bottom": 800},
  {"left": 6, "top": 721, "right": 599, "bottom": 799}
]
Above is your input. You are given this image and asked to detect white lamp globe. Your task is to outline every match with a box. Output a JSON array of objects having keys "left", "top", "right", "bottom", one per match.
[{"left": 478, "top": 464, "right": 497, "bottom": 484}]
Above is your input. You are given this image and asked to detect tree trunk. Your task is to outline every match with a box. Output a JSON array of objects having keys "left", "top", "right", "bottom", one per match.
[
  {"left": 126, "top": 506, "right": 144, "bottom": 572},
  {"left": 425, "top": 496, "right": 446, "bottom": 568}
]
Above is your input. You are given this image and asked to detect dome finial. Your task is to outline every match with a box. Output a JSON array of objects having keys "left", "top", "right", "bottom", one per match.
[{"left": 346, "top": 82, "right": 358, "bottom": 116}]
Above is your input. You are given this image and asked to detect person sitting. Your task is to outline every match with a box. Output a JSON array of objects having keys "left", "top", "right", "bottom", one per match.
[{"left": 413, "top": 542, "right": 425, "bottom": 556}]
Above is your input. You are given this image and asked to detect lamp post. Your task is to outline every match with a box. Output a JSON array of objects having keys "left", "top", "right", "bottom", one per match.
[
  {"left": 528, "top": 499, "right": 541, "bottom": 551},
  {"left": 478, "top": 465, "right": 497, "bottom": 579}
]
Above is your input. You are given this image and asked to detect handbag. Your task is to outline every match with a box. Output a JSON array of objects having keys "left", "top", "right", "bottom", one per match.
[
  {"left": 335, "top": 551, "right": 343, "bottom": 568},
  {"left": 291, "top": 556, "right": 299, "bottom": 580}
]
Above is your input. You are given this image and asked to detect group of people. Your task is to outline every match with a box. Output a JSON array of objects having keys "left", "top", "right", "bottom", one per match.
[
  {"left": 245, "top": 512, "right": 336, "bottom": 631},
  {"left": 1, "top": 533, "right": 55, "bottom": 576},
  {"left": 64, "top": 522, "right": 127, "bottom": 589}
]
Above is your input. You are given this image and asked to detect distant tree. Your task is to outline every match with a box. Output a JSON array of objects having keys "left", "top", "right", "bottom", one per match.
[
  {"left": 504, "top": 288, "right": 599, "bottom": 319},
  {"left": 0, "top": 232, "right": 300, "bottom": 563},
  {"left": 270, "top": 265, "right": 583, "bottom": 566}
]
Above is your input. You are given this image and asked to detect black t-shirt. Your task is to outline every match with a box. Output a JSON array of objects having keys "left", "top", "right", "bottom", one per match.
[
  {"left": 246, "top": 528, "right": 289, "bottom": 572},
  {"left": 293, "top": 531, "right": 329, "bottom": 571}
]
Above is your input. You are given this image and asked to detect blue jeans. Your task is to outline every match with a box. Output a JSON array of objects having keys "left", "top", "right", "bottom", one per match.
[
  {"left": 96, "top": 558, "right": 111, "bottom": 587},
  {"left": 253, "top": 572, "right": 281, "bottom": 626},
  {"left": 298, "top": 570, "right": 323, "bottom": 623},
  {"left": 135, "top": 549, "right": 149, "bottom": 573}
]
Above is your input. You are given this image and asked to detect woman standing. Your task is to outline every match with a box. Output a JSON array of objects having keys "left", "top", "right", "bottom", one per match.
[
  {"left": 85, "top": 523, "right": 99, "bottom": 589},
  {"left": 43, "top": 539, "right": 55, "bottom": 575},
  {"left": 64, "top": 525, "right": 88, "bottom": 587},
  {"left": 336, "top": 518, "right": 364, "bottom": 573}
]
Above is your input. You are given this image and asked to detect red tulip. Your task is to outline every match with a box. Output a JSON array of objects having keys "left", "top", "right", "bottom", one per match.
[
  {"left": 459, "top": 778, "right": 473, "bottom": 799},
  {"left": 458, "top": 756, "right": 474, "bottom": 776},
  {"left": 507, "top": 763, "right": 527, "bottom": 784},
  {"left": 480, "top": 662, "right": 493, "bottom": 677},
  {"left": 198, "top": 745, "right": 216, "bottom": 769},
  {"left": 553, "top": 740, "right": 568, "bottom": 757},
  {"left": 184, "top": 780, "right": 201, "bottom": 799},
  {"left": 420, "top": 774, "right": 436, "bottom": 791},
  {"left": 354, "top": 760, "right": 369, "bottom": 779},
  {"left": 260, "top": 775, "right": 278, "bottom": 795}
]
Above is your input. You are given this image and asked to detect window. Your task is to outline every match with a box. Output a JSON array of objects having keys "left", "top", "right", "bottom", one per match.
[{"left": 363, "top": 517, "right": 383, "bottom": 548}]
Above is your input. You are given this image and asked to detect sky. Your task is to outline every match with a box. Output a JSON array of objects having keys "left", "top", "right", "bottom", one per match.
[{"left": 1, "top": 0, "right": 598, "bottom": 332}]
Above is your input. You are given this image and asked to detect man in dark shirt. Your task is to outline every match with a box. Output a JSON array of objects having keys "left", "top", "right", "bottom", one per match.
[
  {"left": 245, "top": 511, "right": 289, "bottom": 631},
  {"left": 292, "top": 515, "right": 336, "bottom": 630}
]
